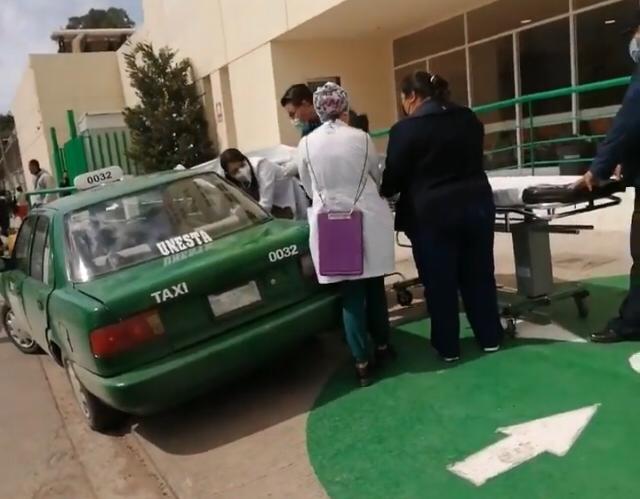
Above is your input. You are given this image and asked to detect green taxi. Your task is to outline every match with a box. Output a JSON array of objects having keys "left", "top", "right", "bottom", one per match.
[{"left": 1, "top": 167, "right": 340, "bottom": 431}]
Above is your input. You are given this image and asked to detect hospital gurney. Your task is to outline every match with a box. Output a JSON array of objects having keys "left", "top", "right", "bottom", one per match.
[{"left": 392, "top": 176, "right": 626, "bottom": 336}]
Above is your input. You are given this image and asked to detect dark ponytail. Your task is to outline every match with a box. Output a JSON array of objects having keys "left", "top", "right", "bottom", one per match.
[
  {"left": 401, "top": 71, "right": 450, "bottom": 104},
  {"left": 219, "top": 148, "right": 260, "bottom": 202},
  {"left": 348, "top": 109, "right": 370, "bottom": 133}
]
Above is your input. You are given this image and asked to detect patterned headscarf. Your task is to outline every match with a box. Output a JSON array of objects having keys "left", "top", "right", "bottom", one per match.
[{"left": 313, "top": 82, "right": 350, "bottom": 123}]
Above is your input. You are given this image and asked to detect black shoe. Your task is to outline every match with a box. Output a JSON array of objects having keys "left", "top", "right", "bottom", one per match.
[
  {"left": 374, "top": 344, "right": 397, "bottom": 368},
  {"left": 441, "top": 355, "right": 461, "bottom": 363},
  {"left": 483, "top": 345, "right": 501, "bottom": 353},
  {"left": 355, "top": 363, "right": 373, "bottom": 387},
  {"left": 590, "top": 328, "right": 638, "bottom": 343}
]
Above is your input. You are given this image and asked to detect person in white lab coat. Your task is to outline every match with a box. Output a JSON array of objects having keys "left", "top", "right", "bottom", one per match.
[
  {"left": 219, "top": 148, "right": 308, "bottom": 220},
  {"left": 297, "top": 82, "right": 396, "bottom": 387}
]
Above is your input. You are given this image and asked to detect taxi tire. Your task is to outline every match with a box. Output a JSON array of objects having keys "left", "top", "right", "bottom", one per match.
[
  {"left": 2, "top": 307, "right": 42, "bottom": 355},
  {"left": 63, "top": 358, "right": 126, "bottom": 433}
]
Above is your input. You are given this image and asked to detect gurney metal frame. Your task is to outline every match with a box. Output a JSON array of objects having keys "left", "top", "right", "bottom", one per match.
[{"left": 391, "top": 194, "right": 623, "bottom": 336}]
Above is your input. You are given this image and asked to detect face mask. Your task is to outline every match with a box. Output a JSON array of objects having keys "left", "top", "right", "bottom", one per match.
[
  {"left": 233, "top": 163, "right": 252, "bottom": 183},
  {"left": 291, "top": 118, "right": 305, "bottom": 131},
  {"left": 630, "top": 37, "right": 640, "bottom": 64}
]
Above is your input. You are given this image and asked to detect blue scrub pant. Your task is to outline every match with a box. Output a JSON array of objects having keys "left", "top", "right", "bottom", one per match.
[
  {"left": 408, "top": 198, "right": 502, "bottom": 358},
  {"left": 342, "top": 277, "right": 390, "bottom": 363}
]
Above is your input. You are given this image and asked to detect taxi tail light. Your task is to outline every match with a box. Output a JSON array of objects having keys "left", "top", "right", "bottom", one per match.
[{"left": 90, "top": 310, "right": 164, "bottom": 359}]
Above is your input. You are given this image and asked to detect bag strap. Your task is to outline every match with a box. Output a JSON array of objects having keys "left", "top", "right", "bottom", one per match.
[{"left": 305, "top": 131, "right": 370, "bottom": 214}]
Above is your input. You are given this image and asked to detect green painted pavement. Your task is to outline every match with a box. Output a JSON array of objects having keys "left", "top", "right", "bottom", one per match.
[{"left": 307, "top": 276, "right": 640, "bottom": 499}]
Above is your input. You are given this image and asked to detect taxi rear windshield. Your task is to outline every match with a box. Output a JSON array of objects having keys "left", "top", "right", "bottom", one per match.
[{"left": 66, "top": 173, "right": 269, "bottom": 282}]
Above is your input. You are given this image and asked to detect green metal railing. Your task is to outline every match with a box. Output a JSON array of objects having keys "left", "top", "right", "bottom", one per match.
[
  {"left": 371, "top": 75, "right": 632, "bottom": 173},
  {"left": 24, "top": 187, "right": 77, "bottom": 206},
  {"left": 50, "top": 110, "right": 141, "bottom": 188}
]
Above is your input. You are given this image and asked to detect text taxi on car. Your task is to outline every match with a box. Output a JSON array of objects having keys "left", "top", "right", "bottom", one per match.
[{"left": 0, "top": 166, "right": 341, "bottom": 431}]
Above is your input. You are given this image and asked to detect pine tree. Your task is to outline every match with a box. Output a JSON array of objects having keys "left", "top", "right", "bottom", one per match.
[{"left": 123, "top": 42, "right": 216, "bottom": 173}]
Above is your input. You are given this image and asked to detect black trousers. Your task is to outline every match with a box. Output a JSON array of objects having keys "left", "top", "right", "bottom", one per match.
[
  {"left": 408, "top": 197, "right": 503, "bottom": 358},
  {"left": 613, "top": 188, "right": 640, "bottom": 334}
]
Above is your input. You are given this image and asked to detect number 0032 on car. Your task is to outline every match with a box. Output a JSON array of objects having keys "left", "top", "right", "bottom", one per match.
[{"left": 208, "top": 281, "right": 261, "bottom": 317}]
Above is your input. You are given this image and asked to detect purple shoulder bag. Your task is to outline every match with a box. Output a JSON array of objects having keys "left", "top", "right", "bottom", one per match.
[{"left": 306, "top": 136, "right": 369, "bottom": 277}]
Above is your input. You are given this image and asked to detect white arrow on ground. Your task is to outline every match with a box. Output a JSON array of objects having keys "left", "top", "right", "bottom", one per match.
[{"left": 448, "top": 404, "right": 600, "bottom": 486}]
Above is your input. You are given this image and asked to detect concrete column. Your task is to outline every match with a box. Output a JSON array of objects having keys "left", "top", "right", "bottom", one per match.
[
  {"left": 228, "top": 44, "right": 281, "bottom": 151},
  {"left": 71, "top": 34, "right": 86, "bottom": 53},
  {"left": 209, "top": 67, "right": 238, "bottom": 152}
]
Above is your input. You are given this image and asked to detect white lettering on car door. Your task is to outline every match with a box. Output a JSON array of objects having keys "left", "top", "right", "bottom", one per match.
[{"left": 151, "top": 282, "right": 189, "bottom": 304}]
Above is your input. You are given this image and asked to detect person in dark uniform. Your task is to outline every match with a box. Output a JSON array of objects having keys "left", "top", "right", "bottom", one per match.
[
  {"left": 349, "top": 109, "right": 370, "bottom": 133},
  {"left": 381, "top": 71, "right": 503, "bottom": 362},
  {"left": 280, "top": 84, "right": 322, "bottom": 137},
  {"left": 59, "top": 170, "right": 72, "bottom": 197},
  {"left": 577, "top": 17, "right": 640, "bottom": 343}
]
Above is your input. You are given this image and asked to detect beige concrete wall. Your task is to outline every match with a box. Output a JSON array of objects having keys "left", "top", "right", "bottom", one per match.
[
  {"left": 31, "top": 53, "right": 125, "bottom": 147},
  {"left": 228, "top": 44, "right": 282, "bottom": 151},
  {"left": 271, "top": 38, "right": 395, "bottom": 149},
  {"left": 219, "top": 0, "right": 288, "bottom": 62},
  {"left": 117, "top": 27, "right": 150, "bottom": 108},
  {"left": 12, "top": 53, "right": 125, "bottom": 186},
  {"left": 285, "top": 0, "right": 348, "bottom": 30},
  {"left": 139, "top": 0, "right": 228, "bottom": 77},
  {"left": 210, "top": 68, "right": 238, "bottom": 151},
  {"left": 11, "top": 67, "right": 49, "bottom": 187}
]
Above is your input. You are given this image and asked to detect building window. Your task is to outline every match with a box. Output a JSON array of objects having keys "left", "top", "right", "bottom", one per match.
[
  {"left": 577, "top": 0, "right": 637, "bottom": 109},
  {"left": 394, "top": 61, "right": 427, "bottom": 117},
  {"left": 519, "top": 19, "right": 572, "bottom": 116},
  {"left": 393, "top": 16, "right": 465, "bottom": 67},
  {"left": 470, "top": 35, "right": 515, "bottom": 122},
  {"left": 429, "top": 49, "right": 469, "bottom": 106},
  {"left": 484, "top": 130, "right": 518, "bottom": 170},
  {"left": 468, "top": 0, "right": 569, "bottom": 43}
]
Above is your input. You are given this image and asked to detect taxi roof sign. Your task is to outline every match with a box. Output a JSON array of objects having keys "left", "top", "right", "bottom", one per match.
[{"left": 74, "top": 166, "right": 124, "bottom": 191}]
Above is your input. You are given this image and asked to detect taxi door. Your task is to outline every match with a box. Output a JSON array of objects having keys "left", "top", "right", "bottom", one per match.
[
  {"left": 21, "top": 216, "right": 53, "bottom": 348},
  {"left": 4, "top": 217, "right": 36, "bottom": 342}
]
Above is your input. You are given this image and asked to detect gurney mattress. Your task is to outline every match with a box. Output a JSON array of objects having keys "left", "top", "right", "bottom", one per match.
[{"left": 490, "top": 176, "right": 625, "bottom": 207}]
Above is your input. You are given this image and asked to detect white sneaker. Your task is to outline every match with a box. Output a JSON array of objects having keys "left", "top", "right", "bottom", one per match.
[{"left": 483, "top": 346, "right": 500, "bottom": 353}]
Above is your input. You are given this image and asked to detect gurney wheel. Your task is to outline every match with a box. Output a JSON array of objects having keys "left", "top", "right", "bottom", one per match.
[
  {"left": 504, "top": 319, "right": 518, "bottom": 338},
  {"left": 397, "top": 289, "right": 414, "bottom": 307},
  {"left": 574, "top": 296, "right": 589, "bottom": 319}
]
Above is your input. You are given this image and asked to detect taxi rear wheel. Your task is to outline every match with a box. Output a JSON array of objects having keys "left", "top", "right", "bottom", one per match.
[
  {"left": 3, "top": 307, "right": 41, "bottom": 354},
  {"left": 63, "top": 358, "right": 126, "bottom": 432}
]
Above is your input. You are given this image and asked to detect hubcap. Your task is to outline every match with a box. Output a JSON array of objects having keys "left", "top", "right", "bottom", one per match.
[
  {"left": 5, "top": 310, "right": 36, "bottom": 350},
  {"left": 66, "top": 362, "right": 91, "bottom": 419}
]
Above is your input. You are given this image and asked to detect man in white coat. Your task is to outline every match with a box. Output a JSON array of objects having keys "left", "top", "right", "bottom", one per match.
[
  {"left": 29, "top": 159, "right": 58, "bottom": 206},
  {"left": 296, "top": 82, "right": 396, "bottom": 387}
]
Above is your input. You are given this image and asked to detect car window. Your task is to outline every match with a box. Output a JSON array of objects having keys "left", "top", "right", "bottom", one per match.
[
  {"left": 65, "top": 173, "right": 269, "bottom": 282},
  {"left": 30, "top": 217, "right": 49, "bottom": 282},
  {"left": 14, "top": 217, "right": 36, "bottom": 273},
  {"left": 43, "top": 238, "right": 52, "bottom": 286}
]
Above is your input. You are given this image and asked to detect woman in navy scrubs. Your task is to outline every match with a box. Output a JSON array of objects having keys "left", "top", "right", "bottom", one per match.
[{"left": 381, "top": 71, "right": 503, "bottom": 362}]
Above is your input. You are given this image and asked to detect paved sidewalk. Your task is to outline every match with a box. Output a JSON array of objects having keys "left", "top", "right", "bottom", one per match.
[{"left": 0, "top": 340, "right": 95, "bottom": 499}]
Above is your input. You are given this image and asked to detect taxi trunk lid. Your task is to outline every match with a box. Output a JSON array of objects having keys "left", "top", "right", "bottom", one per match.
[{"left": 75, "top": 221, "right": 318, "bottom": 353}]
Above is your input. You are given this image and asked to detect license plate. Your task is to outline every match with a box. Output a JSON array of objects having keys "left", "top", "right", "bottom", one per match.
[{"left": 208, "top": 281, "right": 261, "bottom": 316}]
